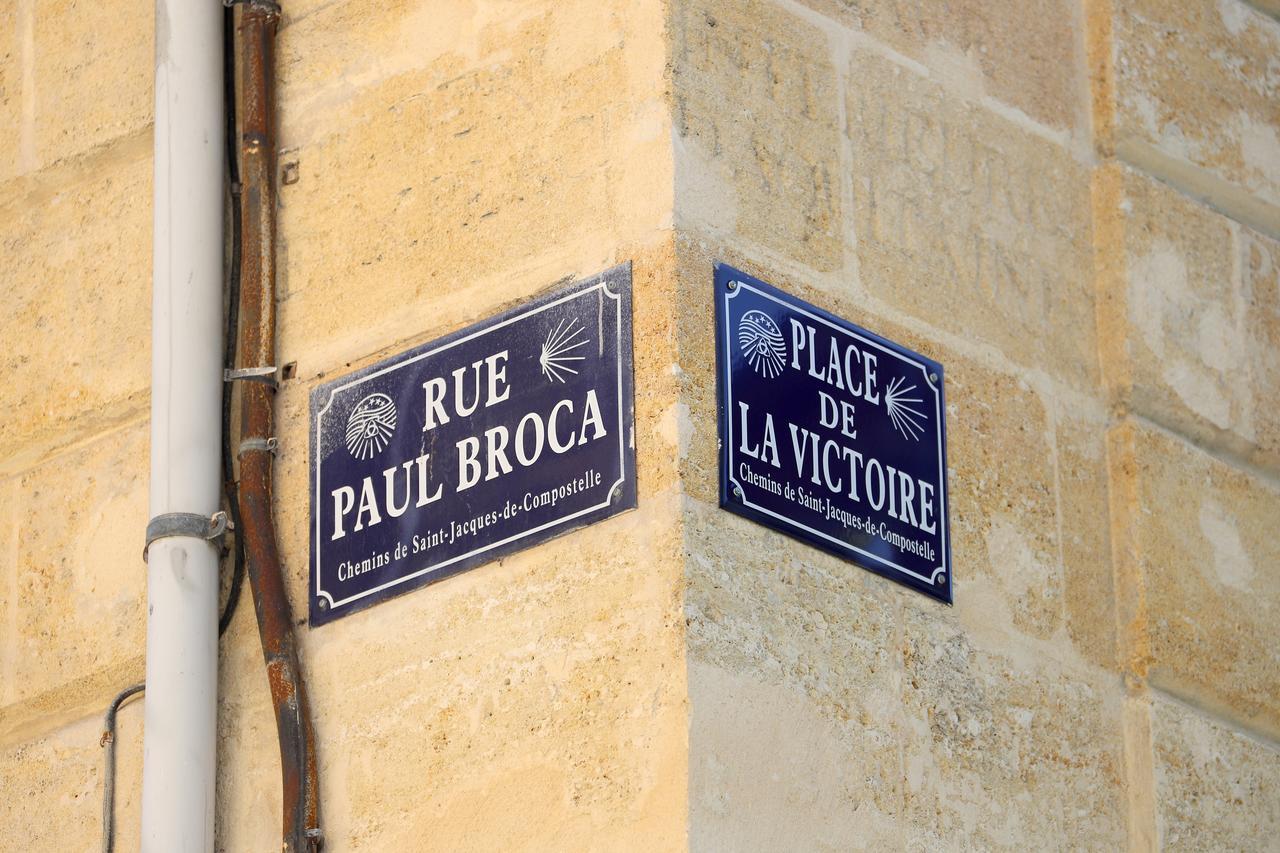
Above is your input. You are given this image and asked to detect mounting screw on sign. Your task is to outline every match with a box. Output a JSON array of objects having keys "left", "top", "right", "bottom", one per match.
[{"left": 732, "top": 484, "right": 744, "bottom": 500}]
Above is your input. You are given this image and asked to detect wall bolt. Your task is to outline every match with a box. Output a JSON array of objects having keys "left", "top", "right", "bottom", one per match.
[{"left": 282, "top": 161, "right": 300, "bottom": 185}]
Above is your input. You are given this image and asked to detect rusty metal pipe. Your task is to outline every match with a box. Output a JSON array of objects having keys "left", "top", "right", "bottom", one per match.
[{"left": 234, "top": 2, "right": 322, "bottom": 850}]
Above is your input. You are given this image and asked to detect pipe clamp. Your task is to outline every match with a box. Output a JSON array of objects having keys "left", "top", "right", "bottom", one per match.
[
  {"left": 143, "top": 511, "right": 231, "bottom": 561},
  {"left": 224, "top": 366, "right": 279, "bottom": 389},
  {"left": 239, "top": 437, "right": 279, "bottom": 457}
]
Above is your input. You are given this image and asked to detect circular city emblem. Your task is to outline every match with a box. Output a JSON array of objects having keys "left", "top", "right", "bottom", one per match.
[
  {"left": 738, "top": 309, "right": 787, "bottom": 378},
  {"left": 345, "top": 393, "right": 397, "bottom": 460}
]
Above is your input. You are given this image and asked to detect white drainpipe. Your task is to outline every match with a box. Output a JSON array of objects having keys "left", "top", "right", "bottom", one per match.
[{"left": 140, "top": 0, "right": 224, "bottom": 849}]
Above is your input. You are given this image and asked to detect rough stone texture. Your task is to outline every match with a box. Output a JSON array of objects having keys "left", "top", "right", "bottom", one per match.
[
  {"left": 1243, "top": 225, "right": 1280, "bottom": 466},
  {"left": 673, "top": 0, "right": 844, "bottom": 272},
  {"left": 8, "top": 423, "right": 148, "bottom": 708},
  {"left": 0, "top": 477, "right": 14, "bottom": 706},
  {"left": 682, "top": 489, "right": 1126, "bottom": 850},
  {"left": 1098, "top": 164, "right": 1280, "bottom": 471},
  {"left": 1111, "top": 0, "right": 1280, "bottom": 213},
  {"left": 1151, "top": 695, "right": 1280, "bottom": 850},
  {"left": 1123, "top": 422, "right": 1280, "bottom": 740},
  {"left": 0, "top": 2, "right": 23, "bottom": 183},
  {"left": 684, "top": 495, "right": 908, "bottom": 850},
  {"left": 0, "top": 142, "right": 152, "bottom": 464},
  {"left": 276, "top": 0, "right": 672, "bottom": 374},
  {"left": 797, "top": 0, "right": 1088, "bottom": 134},
  {"left": 216, "top": 495, "right": 688, "bottom": 851},
  {"left": 0, "top": 710, "right": 144, "bottom": 852},
  {"left": 32, "top": 0, "right": 152, "bottom": 167},
  {"left": 846, "top": 47, "right": 1100, "bottom": 391},
  {"left": 899, "top": 607, "right": 1126, "bottom": 850}
]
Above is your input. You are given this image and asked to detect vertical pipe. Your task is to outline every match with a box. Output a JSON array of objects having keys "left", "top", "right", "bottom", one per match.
[
  {"left": 141, "top": 0, "right": 224, "bottom": 849},
  {"left": 235, "top": 3, "right": 323, "bottom": 850}
]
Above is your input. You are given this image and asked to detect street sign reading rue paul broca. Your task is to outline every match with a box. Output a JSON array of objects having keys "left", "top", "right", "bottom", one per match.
[
  {"left": 309, "top": 265, "right": 637, "bottom": 625},
  {"left": 715, "top": 264, "right": 952, "bottom": 603}
]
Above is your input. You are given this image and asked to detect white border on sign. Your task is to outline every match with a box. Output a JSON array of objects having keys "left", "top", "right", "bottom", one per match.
[
  {"left": 314, "top": 279, "right": 629, "bottom": 612},
  {"left": 724, "top": 280, "right": 948, "bottom": 587}
]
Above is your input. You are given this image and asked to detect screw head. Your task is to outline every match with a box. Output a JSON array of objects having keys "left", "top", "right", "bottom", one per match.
[
  {"left": 727, "top": 280, "right": 737, "bottom": 291},
  {"left": 318, "top": 598, "right": 329, "bottom": 611},
  {"left": 929, "top": 371, "right": 939, "bottom": 383}
]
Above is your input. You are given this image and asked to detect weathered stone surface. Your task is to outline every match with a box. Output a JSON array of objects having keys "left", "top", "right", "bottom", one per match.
[
  {"left": 1243, "top": 225, "right": 1280, "bottom": 467},
  {"left": 683, "top": 489, "right": 1125, "bottom": 850},
  {"left": 33, "top": 0, "right": 152, "bottom": 166},
  {"left": 684, "top": 499, "right": 906, "bottom": 850},
  {"left": 1125, "top": 422, "right": 1280, "bottom": 738},
  {"left": 1101, "top": 165, "right": 1280, "bottom": 469},
  {"left": 689, "top": 661, "right": 904, "bottom": 850},
  {"left": 846, "top": 48, "right": 1099, "bottom": 389},
  {"left": 0, "top": 147, "right": 152, "bottom": 461},
  {"left": 0, "top": 3, "right": 23, "bottom": 183},
  {"left": 10, "top": 423, "right": 148, "bottom": 706},
  {"left": 799, "top": 0, "right": 1088, "bottom": 133},
  {"left": 1056, "top": 416, "right": 1119, "bottom": 671},
  {"left": 276, "top": 0, "right": 671, "bottom": 373},
  {"left": 673, "top": 0, "right": 843, "bottom": 272},
  {"left": 1151, "top": 695, "right": 1280, "bottom": 850},
  {"left": 0, "top": 478, "right": 13, "bottom": 707},
  {"left": 1112, "top": 0, "right": 1280, "bottom": 211},
  {"left": 287, "top": 498, "right": 688, "bottom": 850},
  {"left": 0, "top": 710, "right": 143, "bottom": 852},
  {"left": 899, "top": 607, "right": 1126, "bottom": 849}
]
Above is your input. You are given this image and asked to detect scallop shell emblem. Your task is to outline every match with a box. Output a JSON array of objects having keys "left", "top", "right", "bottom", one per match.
[
  {"left": 738, "top": 309, "right": 787, "bottom": 378},
  {"left": 539, "top": 316, "right": 590, "bottom": 383},
  {"left": 345, "top": 393, "right": 397, "bottom": 460}
]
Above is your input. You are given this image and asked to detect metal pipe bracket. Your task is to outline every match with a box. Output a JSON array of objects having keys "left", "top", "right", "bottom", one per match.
[
  {"left": 238, "top": 436, "right": 279, "bottom": 457},
  {"left": 224, "top": 366, "right": 279, "bottom": 389},
  {"left": 143, "top": 511, "right": 231, "bottom": 562}
]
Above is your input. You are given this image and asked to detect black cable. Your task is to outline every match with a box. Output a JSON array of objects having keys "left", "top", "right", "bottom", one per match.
[
  {"left": 100, "top": 682, "right": 145, "bottom": 853},
  {"left": 219, "top": 0, "right": 247, "bottom": 638}
]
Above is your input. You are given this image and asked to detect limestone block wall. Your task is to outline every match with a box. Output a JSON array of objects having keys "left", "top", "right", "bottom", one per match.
[
  {"left": 672, "top": 0, "right": 1279, "bottom": 848},
  {"left": 0, "top": 0, "right": 1277, "bottom": 849},
  {"left": 1, "top": 1, "right": 686, "bottom": 850}
]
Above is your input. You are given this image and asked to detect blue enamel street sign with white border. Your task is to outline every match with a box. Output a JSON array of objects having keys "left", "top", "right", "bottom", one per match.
[
  {"left": 715, "top": 264, "right": 952, "bottom": 603},
  {"left": 309, "top": 265, "right": 637, "bottom": 625}
]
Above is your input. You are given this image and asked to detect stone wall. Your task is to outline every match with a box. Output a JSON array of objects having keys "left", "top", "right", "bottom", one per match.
[
  {"left": 0, "top": 0, "right": 1276, "bottom": 849},
  {"left": 672, "top": 0, "right": 1279, "bottom": 848}
]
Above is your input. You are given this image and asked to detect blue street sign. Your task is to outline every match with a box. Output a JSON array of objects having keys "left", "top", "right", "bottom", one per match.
[
  {"left": 715, "top": 264, "right": 952, "bottom": 603},
  {"left": 309, "top": 265, "right": 637, "bottom": 625}
]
